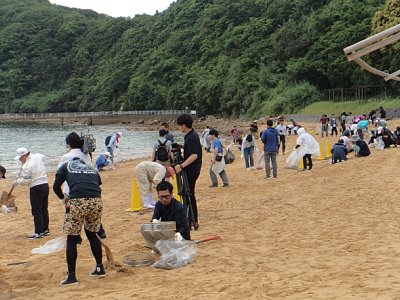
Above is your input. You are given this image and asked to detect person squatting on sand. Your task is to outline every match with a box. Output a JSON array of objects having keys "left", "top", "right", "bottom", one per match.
[
  {"left": 13, "top": 147, "right": 50, "bottom": 239},
  {"left": 261, "top": 119, "right": 279, "bottom": 179},
  {"left": 351, "top": 135, "right": 371, "bottom": 157},
  {"left": 295, "top": 128, "right": 320, "bottom": 171},
  {"left": 330, "top": 139, "right": 348, "bottom": 164},
  {"left": 135, "top": 161, "right": 175, "bottom": 208},
  {"left": 174, "top": 114, "right": 202, "bottom": 231},
  {"left": 208, "top": 129, "right": 229, "bottom": 187},
  {"left": 140, "top": 181, "right": 190, "bottom": 251},
  {"left": 53, "top": 157, "right": 105, "bottom": 286},
  {"left": 95, "top": 152, "right": 111, "bottom": 171}
]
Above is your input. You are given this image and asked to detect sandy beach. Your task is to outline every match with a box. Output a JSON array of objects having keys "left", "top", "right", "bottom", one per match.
[{"left": 1, "top": 120, "right": 400, "bottom": 299}]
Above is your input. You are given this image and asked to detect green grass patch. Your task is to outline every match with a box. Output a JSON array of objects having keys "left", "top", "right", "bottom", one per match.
[{"left": 297, "top": 98, "right": 400, "bottom": 115}]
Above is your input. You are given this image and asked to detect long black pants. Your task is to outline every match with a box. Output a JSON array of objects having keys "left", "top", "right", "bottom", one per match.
[
  {"left": 184, "top": 169, "right": 200, "bottom": 225},
  {"left": 66, "top": 229, "right": 102, "bottom": 274},
  {"left": 30, "top": 183, "right": 49, "bottom": 234},
  {"left": 302, "top": 154, "right": 313, "bottom": 170},
  {"left": 331, "top": 127, "right": 338, "bottom": 136},
  {"left": 279, "top": 135, "right": 286, "bottom": 154}
]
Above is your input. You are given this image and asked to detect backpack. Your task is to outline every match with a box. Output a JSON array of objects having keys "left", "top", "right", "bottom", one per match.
[
  {"left": 155, "top": 140, "right": 169, "bottom": 162},
  {"left": 246, "top": 134, "right": 253, "bottom": 143},
  {"left": 104, "top": 135, "right": 111, "bottom": 147}
]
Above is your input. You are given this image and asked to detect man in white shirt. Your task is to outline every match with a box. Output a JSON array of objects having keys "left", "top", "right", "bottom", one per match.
[
  {"left": 275, "top": 119, "right": 287, "bottom": 154},
  {"left": 13, "top": 147, "right": 49, "bottom": 239}
]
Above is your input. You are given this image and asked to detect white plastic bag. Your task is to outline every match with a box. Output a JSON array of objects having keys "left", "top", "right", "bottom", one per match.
[
  {"left": 256, "top": 153, "right": 264, "bottom": 170},
  {"left": 374, "top": 137, "right": 385, "bottom": 150},
  {"left": 153, "top": 239, "right": 197, "bottom": 269},
  {"left": 32, "top": 237, "right": 65, "bottom": 255},
  {"left": 286, "top": 149, "right": 299, "bottom": 169}
]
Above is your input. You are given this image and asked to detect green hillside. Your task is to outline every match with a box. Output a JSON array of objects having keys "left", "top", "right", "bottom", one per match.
[{"left": 0, "top": 0, "right": 398, "bottom": 117}]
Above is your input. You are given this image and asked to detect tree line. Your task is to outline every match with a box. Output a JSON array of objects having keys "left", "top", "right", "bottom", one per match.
[{"left": 0, "top": 0, "right": 398, "bottom": 118}]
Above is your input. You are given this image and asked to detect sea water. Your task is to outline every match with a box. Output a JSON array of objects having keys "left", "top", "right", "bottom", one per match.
[{"left": 0, "top": 124, "right": 183, "bottom": 177}]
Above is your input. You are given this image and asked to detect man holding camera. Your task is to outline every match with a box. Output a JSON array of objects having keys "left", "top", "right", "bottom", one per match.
[{"left": 174, "top": 114, "right": 202, "bottom": 230}]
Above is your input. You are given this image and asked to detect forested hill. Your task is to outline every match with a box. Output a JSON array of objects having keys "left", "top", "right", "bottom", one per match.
[{"left": 0, "top": 0, "right": 396, "bottom": 117}]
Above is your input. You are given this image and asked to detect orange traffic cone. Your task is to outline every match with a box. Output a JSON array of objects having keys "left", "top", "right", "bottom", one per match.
[{"left": 126, "top": 178, "right": 142, "bottom": 212}]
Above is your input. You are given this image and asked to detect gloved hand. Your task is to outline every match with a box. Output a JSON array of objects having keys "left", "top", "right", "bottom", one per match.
[{"left": 12, "top": 180, "right": 19, "bottom": 187}]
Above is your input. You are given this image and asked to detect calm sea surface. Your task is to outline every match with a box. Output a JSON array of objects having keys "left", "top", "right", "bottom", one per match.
[{"left": 0, "top": 124, "right": 183, "bottom": 177}]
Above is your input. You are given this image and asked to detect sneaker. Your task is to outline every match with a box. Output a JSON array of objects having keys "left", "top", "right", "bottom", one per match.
[
  {"left": 193, "top": 223, "right": 199, "bottom": 231},
  {"left": 209, "top": 184, "right": 218, "bottom": 188},
  {"left": 246, "top": 168, "right": 250, "bottom": 171},
  {"left": 97, "top": 230, "right": 106, "bottom": 239},
  {"left": 27, "top": 233, "right": 44, "bottom": 240},
  {"left": 264, "top": 176, "right": 271, "bottom": 180},
  {"left": 222, "top": 184, "right": 229, "bottom": 187},
  {"left": 60, "top": 273, "right": 78, "bottom": 286},
  {"left": 89, "top": 265, "right": 106, "bottom": 278},
  {"left": 43, "top": 230, "right": 50, "bottom": 237},
  {"left": 250, "top": 167, "right": 255, "bottom": 170}
]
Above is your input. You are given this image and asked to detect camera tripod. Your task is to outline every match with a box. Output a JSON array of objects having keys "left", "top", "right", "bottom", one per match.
[{"left": 173, "top": 158, "right": 197, "bottom": 230}]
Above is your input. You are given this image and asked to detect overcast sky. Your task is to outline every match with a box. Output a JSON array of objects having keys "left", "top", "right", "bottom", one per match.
[{"left": 48, "top": 0, "right": 176, "bottom": 17}]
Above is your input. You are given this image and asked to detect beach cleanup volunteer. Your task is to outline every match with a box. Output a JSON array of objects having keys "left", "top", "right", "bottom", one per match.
[
  {"left": 13, "top": 147, "right": 49, "bottom": 239},
  {"left": 140, "top": 181, "right": 190, "bottom": 251},
  {"left": 53, "top": 157, "right": 104, "bottom": 286},
  {"left": 135, "top": 161, "right": 175, "bottom": 208}
]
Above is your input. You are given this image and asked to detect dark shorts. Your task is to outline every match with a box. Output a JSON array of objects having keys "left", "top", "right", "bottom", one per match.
[{"left": 64, "top": 197, "right": 103, "bottom": 236}]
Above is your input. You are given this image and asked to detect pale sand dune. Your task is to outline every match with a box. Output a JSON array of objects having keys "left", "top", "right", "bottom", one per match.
[{"left": 1, "top": 121, "right": 400, "bottom": 299}]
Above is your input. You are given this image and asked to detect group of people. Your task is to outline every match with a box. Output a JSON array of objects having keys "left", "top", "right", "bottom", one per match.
[{"left": 2, "top": 109, "right": 398, "bottom": 286}]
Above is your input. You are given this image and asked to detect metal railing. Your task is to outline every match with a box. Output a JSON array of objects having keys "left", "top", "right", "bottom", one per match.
[{"left": 0, "top": 110, "right": 196, "bottom": 118}]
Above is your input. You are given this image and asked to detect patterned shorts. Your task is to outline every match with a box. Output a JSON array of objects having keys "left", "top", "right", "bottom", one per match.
[{"left": 64, "top": 197, "right": 103, "bottom": 236}]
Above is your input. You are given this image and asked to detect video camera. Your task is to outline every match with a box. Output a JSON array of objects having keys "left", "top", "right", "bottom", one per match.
[
  {"left": 171, "top": 143, "right": 183, "bottom": 165},
  {"left": 81, "top": 130, "right": 96, "bottom": 154}
]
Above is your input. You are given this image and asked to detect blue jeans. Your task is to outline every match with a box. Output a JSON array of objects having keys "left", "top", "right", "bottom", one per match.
[{"left": 243, "top": 146, "right": 254, "bottom": 168}]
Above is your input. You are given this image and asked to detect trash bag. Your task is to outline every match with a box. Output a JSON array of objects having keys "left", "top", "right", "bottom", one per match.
[
  {"left": 256, "top": 153, "right": 264, "bottom": 170},
  {"left": 153, "top": 239, "right": 197, "bottom": 270},
  {"left": 286, "top": 149, "right": 299, "bottom": 169},
  {"left": 374, "top": 136, "right": 385, "bottom": 150},
  {"left": 31, "top": 237, "right": 65, "bottom": 255},
  {"left": 224, "top": 149, "right": 235, "bottom": 164}
]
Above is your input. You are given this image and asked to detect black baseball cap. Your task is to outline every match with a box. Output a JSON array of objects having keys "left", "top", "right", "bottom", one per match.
[{"left": 0, "top": 165, "right": 6, "bottom": 179}]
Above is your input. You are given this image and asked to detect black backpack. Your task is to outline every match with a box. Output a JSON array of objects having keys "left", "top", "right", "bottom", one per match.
[
  {"left": 246, "top": 134, "right": 253, "bottom": 143},
  {"left": 104, "top": 135, "right": 111, "bottom": 147},
  {"left": 155, "top": 140, "right": 169, "bottom": 162}
]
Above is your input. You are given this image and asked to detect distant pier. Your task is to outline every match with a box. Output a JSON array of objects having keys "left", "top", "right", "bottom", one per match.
[{"left": 0, "top": 110, "right": 196, "bottom": 125}]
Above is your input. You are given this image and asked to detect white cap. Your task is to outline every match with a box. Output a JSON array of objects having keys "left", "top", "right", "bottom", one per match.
[
  {"left": 117, "top": 131, "right": 122, "bottom": 137},
  {"left": 104, "top": 151, "right": 111, "bottom": 157},
  {"left": 14, "top": 147, "right": 29, "bottom": 160}
]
